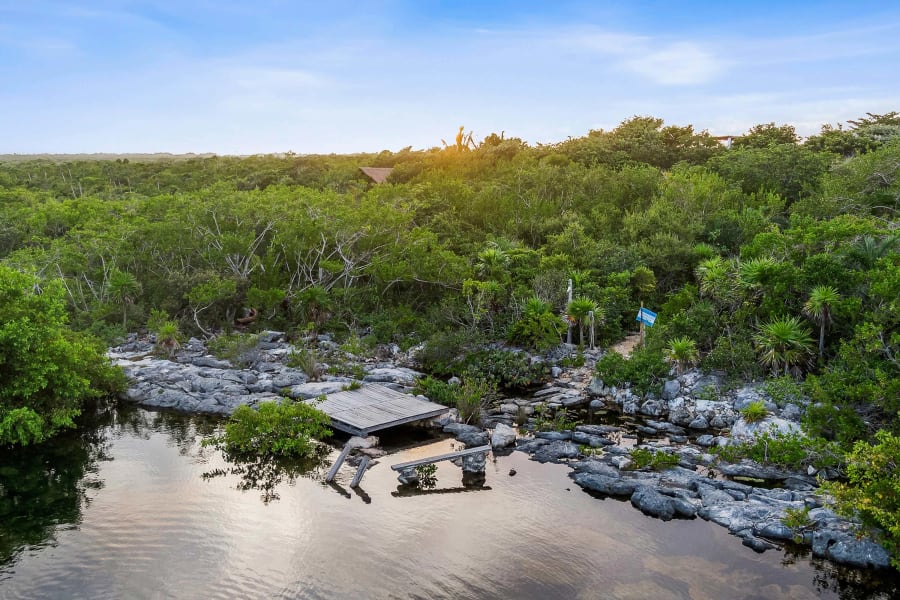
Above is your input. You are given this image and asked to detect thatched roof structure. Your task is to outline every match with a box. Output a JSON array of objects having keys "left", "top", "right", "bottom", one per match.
[{"left": 359, "top": 166, "right": 393, "bottom": 184}]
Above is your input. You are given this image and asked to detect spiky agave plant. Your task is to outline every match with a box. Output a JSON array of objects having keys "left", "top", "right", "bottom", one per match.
[
  {"left": 666, "top": 337, "right": 699, "bottom": 375},
  {"left": 753, "top": 316, "right": 815, "bottom": 376}
]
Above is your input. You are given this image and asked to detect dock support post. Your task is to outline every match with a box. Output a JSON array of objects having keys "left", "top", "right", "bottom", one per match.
[
  {"left": 325, "top": 443, "right": 352, "bottom": 483},
  {"left": 350, "top": 456, "right": 371, "bottom": 488}
]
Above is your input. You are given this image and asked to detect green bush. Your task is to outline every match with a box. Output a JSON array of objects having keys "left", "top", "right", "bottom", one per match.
[
  {"left": 414, "top": 375, "right": 458, "bottom": 406},
  {"left": 208, "top": 332, "right": 259, "bottom": 367},
  {"left": 740, "top": 400, "right": 769, "bottom": 423},
  {"left": 205, "top": 399, "right": 332, "bottom": 457},
  {"left": 713, "top": 430, "right": 843, "bottom": 471},
  {"left": 595, "top": 346, "right": 669, "bottom": 395},
  {"left": 821, "top": 430, "right": 900, "bottom": 569},
  {"left": 702, "top": 333, "right": 761, "bottom": 381},
  {"left": 462, "top": 349, "right": 549, "bottom": 390},
  {"left": 508, "top": 309, "right": 566, "bottom": 350},
  {"left": 532, "top": 405, "right": 579, "bottom": 432},
  {"left": 287, "top": 348, "right": 323, "bottom": 381},
  {"left": 630, "top": 448, "right": 679, "bottom": 470},
  {"left": 456, "top": 376, "right": 494, "bottom": 425},
  {"left": 418, "top": 328, "right": 485, "bottom": 375},
  {"left": 763, "top": 375, "right": 803, "bottom": 407},
  {"left": 0, "top": 267, "right": 125, "bottom": 447},
  {"left": 414, "top": 463, "right": 438, "bottom": 489}
]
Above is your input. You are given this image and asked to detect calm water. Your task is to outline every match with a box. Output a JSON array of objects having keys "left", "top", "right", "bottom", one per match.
[{"left": 1, "top": 406, "right": 897, "bottom": 600}]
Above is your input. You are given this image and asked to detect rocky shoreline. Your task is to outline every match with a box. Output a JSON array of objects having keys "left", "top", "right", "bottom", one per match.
[{"left": 109, "top": 333, "right": 892, "bottom": 571}]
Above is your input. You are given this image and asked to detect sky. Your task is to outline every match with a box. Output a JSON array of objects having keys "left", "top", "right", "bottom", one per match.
[{"left": 1, "top": 0, "right": 899, "bottom": 154}]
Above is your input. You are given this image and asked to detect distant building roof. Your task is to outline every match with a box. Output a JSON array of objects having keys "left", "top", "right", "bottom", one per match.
[{"left": 359, "top": 166, "right": 393, "bottom": 184}]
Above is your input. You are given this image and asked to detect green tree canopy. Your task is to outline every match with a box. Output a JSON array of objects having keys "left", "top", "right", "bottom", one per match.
[{"left": 0, "top": 266, "right": 123, "bottom": 446}]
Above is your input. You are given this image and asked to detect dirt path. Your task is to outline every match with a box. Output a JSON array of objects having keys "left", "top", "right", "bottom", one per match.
[{"left": 609, "top": 333, "right": 642, "bottom": 358}]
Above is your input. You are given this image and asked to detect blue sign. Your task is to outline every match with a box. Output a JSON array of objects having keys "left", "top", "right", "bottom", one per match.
[{"left": 636, "top": 307, "right": 657, "bottom": 327}]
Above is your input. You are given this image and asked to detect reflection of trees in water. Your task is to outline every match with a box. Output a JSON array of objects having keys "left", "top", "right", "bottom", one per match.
[
  {"left": 203, "top": 447, "right": 329, "bottom": 504},
  {"left": 110, "top": 404, "right": 220, "bottom": 456},
  {"left": 0, "top": 415, "right": 110, "bottom": 568},
  {"left": 781, "top": 545, "right": 900, "bottom": 599}
]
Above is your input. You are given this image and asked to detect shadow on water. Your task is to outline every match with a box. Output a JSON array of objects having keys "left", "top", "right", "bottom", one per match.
[
  {"left": 201, "top": 447, "right": 330, "bottom": 504},
  {"left": 781, "top": 544, "right": 900, "bottom": 600},
  {"left": 0, "top": 403, "right": 113, "bottom": 571}
]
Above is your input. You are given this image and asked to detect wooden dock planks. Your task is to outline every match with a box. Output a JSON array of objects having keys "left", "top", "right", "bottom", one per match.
[{"left": 311, "top": 384, "right": 449, "bottom": 436}]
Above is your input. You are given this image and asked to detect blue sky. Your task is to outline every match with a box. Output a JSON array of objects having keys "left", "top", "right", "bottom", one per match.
[{"left": 1, "top": 1, "right": 899, "bottom": 154}]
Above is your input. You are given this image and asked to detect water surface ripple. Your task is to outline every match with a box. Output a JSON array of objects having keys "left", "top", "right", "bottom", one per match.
[{"left": 1, "top": 407, "right": 897, "bottom": 599}]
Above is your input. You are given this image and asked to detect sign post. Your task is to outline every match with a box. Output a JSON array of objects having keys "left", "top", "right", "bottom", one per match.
[{"left": 635, "top": 304, "right": 657, "bottom": 347}]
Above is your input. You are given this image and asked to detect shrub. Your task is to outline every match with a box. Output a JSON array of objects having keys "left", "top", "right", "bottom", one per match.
[
  {"left": 456, "top": 376, "right": 494, "bottom": 425},
  {"left": 339, "top": 334, "right": 375, "bottom": 357},
  {"left": 740, "top": 400, "right": 769, "bottom": 423},
  {"left": 508, "top": 296, "right": 565, "bottom": 350},
  {"left": 666, "top": 336, "right": 699, "bottom": 375},
  {"left": 418, "top": 328, "right": 485, "bottom": 375},
  {"left": 763, "top": 375, "right": 803, "bottom": 408},
  {"left": 820, "top": 430, "right": 900, "bottom": 569},
  {"left": 287, "top": 348, "right": 323, "bottom": 381},
  {"left": 533, "top": 405, "right": 579, "bottom": 432},
  {"left": 713, "top": 431, "right": 843, "bottom": 471},
  {"left": 205, "top": 399, "right": 332, "bottom": 457},
  {"left": 595, "top": 346, "right": 669, "bottom": 396},
  {"left": 630, "top": 448, "right": 680, "bottom": 470},
  {"left": 462, "top": 349, "right": 549, "bottom": 390},
  {"left": 208, "top": 332, "right": 260, "bottom": 367},
  {"left": 414, "top": 376, "right": 458, "bottom": 406},
  {"left": 782, "top": 505, "right": 812, "bottom": 538},
  {"left": 0, "top": 267, "right": 125, "bottom": 446},
  {"left": 414, "top": 463, "right": 438, "bottom": 489},
  {"left": 702, "top": 334, "right": 761, "bottom": 381}
]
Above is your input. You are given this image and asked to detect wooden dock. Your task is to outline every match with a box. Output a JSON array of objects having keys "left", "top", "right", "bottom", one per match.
[{"left": 312, "top": 384, "right": 449, "bottom": 436}]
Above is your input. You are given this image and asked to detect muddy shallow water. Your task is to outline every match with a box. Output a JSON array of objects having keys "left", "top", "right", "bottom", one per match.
[{"left": 1, "top": 406, "right": 897, "bottom": 599}]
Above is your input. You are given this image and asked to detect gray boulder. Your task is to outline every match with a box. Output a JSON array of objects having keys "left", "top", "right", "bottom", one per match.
[
  {"left": 532, "top": 440, "right": 581, "bottom": 463},
  {"left": 491, "top": 423, "right": 517, "bottom": 449},
  {"left": 639, "top": 400, "right": 667, "bottom": 417},
  {"left": 363, "top": 367, "right": 423, "bottom": 386},
  {"left": 662, "top": 379, "right": 681, "bottom": 400},
  {"left": 443, "top": 422, "right": 483, "bottom": 436},
  {"left": 631, "top": 486, "right": 677, "bottom": 520},
  {"left": 688, "top": 416, "right": 709, "bottom": 430},
  {"left": 457, "top": 431, "right": 490, "bottom": 448},
  {"left": 572, "top": 473, "right": 638, "bottom": 497},
  {"left": 461, "top": 451, "right": 487, "bottom": 473},
  {"left": 731, "top": 416, "right": 802, "bottom": 441}
]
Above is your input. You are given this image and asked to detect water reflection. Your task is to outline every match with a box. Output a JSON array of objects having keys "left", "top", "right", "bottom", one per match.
[
  {"left": 202, "top": 447, "right": 329, "bottom": 503},
  {"left": 0, "top": 409, "right": 110, "bottom": 568},
  {"left": 0, "top": 406, "right": 897, "bottom": 599}
]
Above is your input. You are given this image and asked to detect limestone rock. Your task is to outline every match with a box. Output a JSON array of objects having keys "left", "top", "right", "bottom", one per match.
[{"left": 491, "top": 423, "right": 517, "bottom": 449}]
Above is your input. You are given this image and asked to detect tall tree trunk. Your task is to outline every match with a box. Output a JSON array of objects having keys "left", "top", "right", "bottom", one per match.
[{"left": 819, "top": 321, "right": 825, "bottom": 358}]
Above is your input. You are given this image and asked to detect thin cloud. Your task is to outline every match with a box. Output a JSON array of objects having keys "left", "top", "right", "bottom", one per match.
[{"left": 622, "top": 42, "right": 724, "bottom": 85}]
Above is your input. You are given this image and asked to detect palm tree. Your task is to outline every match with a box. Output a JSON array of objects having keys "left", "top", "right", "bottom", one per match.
[
  {"left": 522, "top": 296, "right": 552, "bottom": 319},
  {"left": 108, "top": 269, "right": 141, "bottom": 330},
  {"left": 475, "top": 245, "right": 510, "bottom": 281},
  {"left": 695, "top": 256, "right": 729, "bottom": 300},
  {"left": 753, "top": 316, "right": 815, "bottom": 376},
  {"left": 566, "top": 297, "right": 597, "bottom": 345},
  {"left": 738, "top": 257, "right": 777, "bottom": 297},
  {"left": 851, "top": 234, "right": 899, "bottom": 269},
  {"left": 803, "top": 285, "right": 840, "bottom": 358},
  {"left": 666, "top": 337, "right": 699, "bottom": 375}
]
